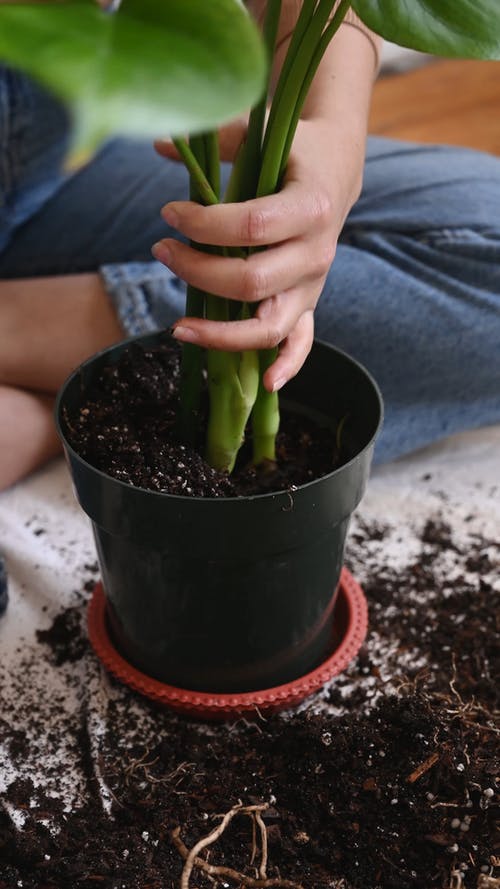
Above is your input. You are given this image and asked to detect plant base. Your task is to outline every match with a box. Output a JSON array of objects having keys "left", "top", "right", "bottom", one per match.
[{"left": 87, "top": 567, "right": 367, "bottom": 720}]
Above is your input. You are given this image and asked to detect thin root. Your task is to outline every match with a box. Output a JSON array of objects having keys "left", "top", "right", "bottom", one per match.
[{"left": 172, "top": 801, "right": 303, "bottom": 889}]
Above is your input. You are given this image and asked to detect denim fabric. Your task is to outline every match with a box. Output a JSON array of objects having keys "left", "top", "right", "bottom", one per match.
[
  {"left": 0, "top": 73, "right": 499, "bottom": 464},
  {"left": 319, "top": 139, "right": 500, "bottom": 461},
  {"left": 0, "top": 67, "right": 70, "bottom": 253},
  {"left": 100, "top": 261, "right": 186, "bottom": 335}
]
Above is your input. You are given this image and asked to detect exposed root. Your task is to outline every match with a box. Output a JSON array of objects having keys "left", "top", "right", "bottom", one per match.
[
  {"left": 124, "top": 752, "right": 196, "bottom": 787},
  {"left": 124, "top": 749, "right": 158, "bottom": 782},
  {"left": 254, "top": 807, "right": 269, "bottom": 879},
  {"left": 406, "top": 750, "right": 440, "bottom": 784},
  {"left": 172, "top": 801, "right": 303, "bottom": 889},
  {"left": 447, "top": 867, "right": 465, "bottom": 889}
]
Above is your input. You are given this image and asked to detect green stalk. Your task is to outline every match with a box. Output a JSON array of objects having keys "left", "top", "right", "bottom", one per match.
[
  {"left": 250, "top": 0, "right": 350, "bottom": 466},
  {"left": 224, "top": 0, "right": 282, "bottom": 467},
  {"left": 175, "top": 134, "right": 220, "bottom": 445},
  {"left": 279, "top": 0, "right": 351, "bottom": 176},
  {"left": 257, "top": 0, "right": 340, "bottom": 198},
  {"left": 201, "top": 131, "right": 260, "bottom": 471},
  {"left": 176, "top": 287, "right": 205, "bottom": 445},
  {"left": 236, "top": 0, "right": 282, "bottom": 201},
  {"left": 188, "top": 133, "right": 208, "bottom": 195},
  {"left": 251, "top": 349, "right": 280, "bottom": 465},
  {"left": 205, "top": 300, "right": 259, "bottom": 472},
  {"left": 172, "top": 137, "right": 219, "bottom": 206},
  {"left": 202, "top": 1, "right": 282, "bottom": 471},
  {"left": 202, "top": 131, "right": 220, "bottom": 201},
  {"left": 177, "top": 133, "right": 258, "bottom": 473},
  {"left": 175, "top": 2, "right": 351, "bottom": 471},
  {"left": 260, "top": 0, "right": 316, "bottom": 159}
]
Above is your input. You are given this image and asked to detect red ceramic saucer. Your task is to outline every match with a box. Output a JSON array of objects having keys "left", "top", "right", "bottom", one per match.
[{"left": 87, "top": 566, "right": 367, "bottom": 720}]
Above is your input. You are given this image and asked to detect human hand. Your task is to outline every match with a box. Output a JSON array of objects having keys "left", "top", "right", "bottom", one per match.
[{"left": 153, "top": 116, "right": 364, "bottom": 393}]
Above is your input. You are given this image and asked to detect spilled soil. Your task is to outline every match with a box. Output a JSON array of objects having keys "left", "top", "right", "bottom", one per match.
[{"left": 0, "top": 518, "right": 498, "bottom": 889}]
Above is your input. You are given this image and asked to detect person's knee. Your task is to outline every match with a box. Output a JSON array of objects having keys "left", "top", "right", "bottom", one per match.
[
  {"left": 0, "top": 385, "right": 61, "bottom": 490},
  {"left": 360, "top": 140, "right": 500, "bottom": 233}
]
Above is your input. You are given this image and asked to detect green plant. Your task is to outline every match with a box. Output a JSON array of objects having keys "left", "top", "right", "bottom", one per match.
[{"left": 0, "top": 0, "right": 498, "bottom": 473}]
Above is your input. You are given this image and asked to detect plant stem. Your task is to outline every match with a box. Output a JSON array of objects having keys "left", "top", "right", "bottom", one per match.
[
  {"left": 203, "top": 1, "right": 283, "bottom": 471},
  {"left": 202, "top": 131, "right": 220, "bottom": 201},
  {"left": 230, "top": 0, "right": 282, "bottom": 468},
  {"left": 279, "top": 0, "right": 351, "bottom": 176},
  {"left": 176, "top": 1, "right": 353, "bottom": 471},
  {"left": 251, "top": 349, "right": 280, "bottom": 465},
  {"left": 260, "top": 0, "right": 316, "bottom": 158},
  {"left": 175, "top": 134, "right": 220, "bottom": 445},
  {"left": 250, "top": 0, "right": 350, "bottom": 466},
  {"left": 257, "top": 0, "right": 340, "bottom": 198},
  {"left": 205, "top": 301, "right": 259, "bottom": 473},
  {"left": 174, "top": 135, "right": 260, "bottom": 471},
  {"left": 188, "top": 133, "right": 208, "bottom": 198},
  {"left": 172, "top": 137, "right": 219, "bottom": 206},
  {"left": 176, "top": 287, "right": 205, "bottom": 445},
  {"left": 237, "top": 0, "right": 282, "bottom": 201}
]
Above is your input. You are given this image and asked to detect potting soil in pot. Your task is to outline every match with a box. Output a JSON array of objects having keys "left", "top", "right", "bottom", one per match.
[
  {"left": 0, "top": 439, "right": 498, "bottom": 889},
  {"left": 63, "top": 340, "right": 345, "bottom": 496}
]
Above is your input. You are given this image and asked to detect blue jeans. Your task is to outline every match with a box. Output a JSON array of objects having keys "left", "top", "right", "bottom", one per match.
[{"left": 1, "top": 73, "right": 499, "bottom": 463}]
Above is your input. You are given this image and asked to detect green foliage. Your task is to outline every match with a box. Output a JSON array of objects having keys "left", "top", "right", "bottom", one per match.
[
  {"left": 352, "top": 0, "right": 500, "bottom": 60},
  {"left": 0, "top": 0, "right": 266, "bottom": 151}
]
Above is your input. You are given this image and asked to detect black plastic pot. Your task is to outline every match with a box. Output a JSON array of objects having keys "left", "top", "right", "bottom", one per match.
[{"left": 56, "top": 333, "right": 382, "bottom": 694}]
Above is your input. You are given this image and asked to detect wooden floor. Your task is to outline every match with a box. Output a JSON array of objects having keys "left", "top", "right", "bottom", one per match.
[{"left": 369, "top": 59, "right": 500, "bottom": 155}]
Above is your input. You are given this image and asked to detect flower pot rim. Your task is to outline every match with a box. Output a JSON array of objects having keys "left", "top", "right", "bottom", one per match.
[
  {"left": 87, "top": 566, "right": 368, "bottom": 719},
  {"left": 55, "top": 333, "right": 383, "bottom": 504}
]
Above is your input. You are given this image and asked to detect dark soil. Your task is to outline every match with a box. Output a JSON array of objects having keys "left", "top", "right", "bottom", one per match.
[
  {"left": 36, "top": 607, "right": 88, "bottom": 666},
  {"left": 1, "top": 519, "right": 498, "bottom": 889},
  {"left": 63, "top": 340, "right": 343, "bottom": 497}
]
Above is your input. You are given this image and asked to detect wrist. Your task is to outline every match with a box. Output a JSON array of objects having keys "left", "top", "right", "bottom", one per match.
[{"left": 287, "top": 117, "right": 366, "bottom": 225}]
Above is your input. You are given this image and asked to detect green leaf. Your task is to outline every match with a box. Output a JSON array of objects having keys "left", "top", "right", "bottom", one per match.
[
  {"left": 352, "top": 0, "right": 500, "bottom": 60},
  {"left": 0, "top": 0, "right": 266, "bottom": 152}
]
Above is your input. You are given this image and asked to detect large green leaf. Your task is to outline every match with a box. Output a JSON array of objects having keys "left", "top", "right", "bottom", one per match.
[
  {"left": 352, "top": 0, "right": 500, "bottom": 59},
  {"left": 0, "top": 0, "right": 266, "bottom": 150}
]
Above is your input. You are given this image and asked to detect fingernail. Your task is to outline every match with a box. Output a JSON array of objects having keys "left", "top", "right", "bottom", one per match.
[
  {"left": 162, "top": 206, "right": 179, "bottom": 228},
  {"left": 152, "top": 241, "right": 171, "bottom": 264},
  {"left": 272, "top": 377, "right": 286, "bottom": 392},
  {"left": 170, "top": 325, "right": 199, "bottom": 344}
]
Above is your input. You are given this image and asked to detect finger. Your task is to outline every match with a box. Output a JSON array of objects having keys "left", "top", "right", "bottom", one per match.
[
  {"left": 216, "top": 117, "right": 248, "bottom": 161},
  {"left": 160, "top": 180, "right": 330, "bottom": 248},
  {"left": 152, "top": 237, "right": 317, "bottom": 304},
  {"left": 154, "top": 139, "right": 181, "bottom": 162},
  {"left": 155, "top": 117, "right": 247, "bottom": 165},
  {"left": 170, "top": 289, "right": 316, "bottom": 354},
  {"left": 262, "top": 311, "right": 315, "bottom": 392}
]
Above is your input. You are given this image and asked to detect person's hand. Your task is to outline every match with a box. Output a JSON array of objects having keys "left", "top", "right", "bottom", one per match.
[{"left": 153, "top": 116, "right": 364, "bottom": 393}]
